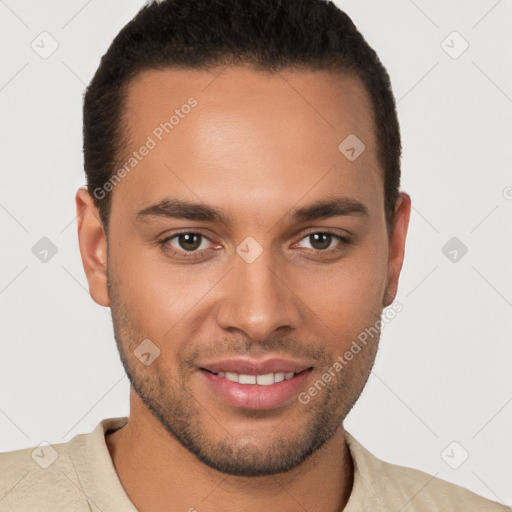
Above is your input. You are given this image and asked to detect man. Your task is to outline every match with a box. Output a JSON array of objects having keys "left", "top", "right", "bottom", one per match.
[{"left": 1, "top": 0, "right": 509, "bottom": 510}]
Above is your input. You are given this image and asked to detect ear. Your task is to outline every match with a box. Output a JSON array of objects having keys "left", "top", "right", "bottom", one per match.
[
  {"left": 384, "top": 192, "right": 411, "bottom": 307},
  {"left": 75, "top": 187, "right": 110, "bottom": 307}
]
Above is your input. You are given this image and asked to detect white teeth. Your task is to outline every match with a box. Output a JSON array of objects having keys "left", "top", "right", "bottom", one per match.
[
  {"left": 256, "top": 373, "right": 275, "bottom": 386},
  {"left": 239, "top": 374, "right": 257, "bottom": 385},
  {"left": 215, "top": 371, "right": 297, "bottom": 385}
]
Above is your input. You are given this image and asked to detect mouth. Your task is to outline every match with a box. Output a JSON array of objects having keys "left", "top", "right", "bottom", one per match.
[
  {"left": 201, "top": 368, "right": 307, "bottom": 386},
  {"left": 197, "top": 358, "right": 314, "bottom": 410}
]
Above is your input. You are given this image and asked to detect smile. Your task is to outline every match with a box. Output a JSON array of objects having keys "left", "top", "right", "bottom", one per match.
[
  {"left": 207, "top": 370, "right": 298, "bottom": 386},
  {"left": 199, "top": 364, "right": 313, "bottom": 410}
]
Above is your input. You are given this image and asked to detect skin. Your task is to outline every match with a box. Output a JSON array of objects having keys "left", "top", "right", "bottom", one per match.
[{"left": 76, "top": 66, "right": 411, "bottom": 512}]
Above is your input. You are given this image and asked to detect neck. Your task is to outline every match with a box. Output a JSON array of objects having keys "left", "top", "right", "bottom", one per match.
[{"left": 106, "top": 389, "right": 353, "bottom": 512}]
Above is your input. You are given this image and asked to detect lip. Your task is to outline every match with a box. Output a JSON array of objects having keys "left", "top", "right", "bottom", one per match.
[{"left": 197, "top": 357, "right": 314, "bottom": 410}]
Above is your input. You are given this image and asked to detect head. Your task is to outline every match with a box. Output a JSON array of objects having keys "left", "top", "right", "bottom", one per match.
[{"left": 77, "top": 0, "right": 411, "bottom": 477}]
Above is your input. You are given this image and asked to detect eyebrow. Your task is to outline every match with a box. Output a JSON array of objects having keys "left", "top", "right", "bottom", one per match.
[{"left": 135, "top": 196, "right": 368, "bottom": 226}]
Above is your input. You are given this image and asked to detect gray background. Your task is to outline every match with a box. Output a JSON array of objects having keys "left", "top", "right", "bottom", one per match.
[{"left": 1, "top": 0, "right": 511, "bottom": 505}]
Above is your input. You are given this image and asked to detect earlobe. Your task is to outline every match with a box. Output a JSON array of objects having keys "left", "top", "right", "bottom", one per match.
[
  {"left": 384, "top": 192, "right": 411, "bottom": 307},
  {"left": 75, "top": 187, "right": 110, "bottom": 307},
  {"left": 383, "top": 262, "right": 397, "bottom": 307}
]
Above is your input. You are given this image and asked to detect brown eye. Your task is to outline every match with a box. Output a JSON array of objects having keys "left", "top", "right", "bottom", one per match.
[
  {"left": 294, "top": 231, "right": 350, "bottom": 255},
  {"left": 308, "top": 233, "right": 333, "bottom": 250},
  {"left": 159, "top": 232, "right": 214, "bottom": 259},
  {"left": 176, "top": 233, "right": 203, "bottom": 251}
]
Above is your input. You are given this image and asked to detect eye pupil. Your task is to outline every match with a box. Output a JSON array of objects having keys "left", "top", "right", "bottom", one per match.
[
  {"left": 179, "top": 233, "right": 202, "bottom": 251},
  {"left": 310, "top": 233, "right": 331, "bottom": 250}
]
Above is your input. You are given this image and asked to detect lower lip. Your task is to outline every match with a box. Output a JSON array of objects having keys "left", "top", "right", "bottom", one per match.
[{"left": 200, "top": 369, "right": 312, "bottom": 410}]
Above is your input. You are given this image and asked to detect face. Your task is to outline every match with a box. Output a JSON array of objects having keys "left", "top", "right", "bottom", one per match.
[{"left": 80, "top": 66, "right": 409, "bottom": 477}]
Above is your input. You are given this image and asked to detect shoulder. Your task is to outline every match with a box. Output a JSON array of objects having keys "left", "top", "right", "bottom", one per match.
[
  {"left": 0, "top": 437, "right": 82, "bottom": 511},
  {"left": 344, "top": 432, "right": 511, "bottom": 512},
  {"left": 0, "top": 417, "right": 128, "bottom": 512}
]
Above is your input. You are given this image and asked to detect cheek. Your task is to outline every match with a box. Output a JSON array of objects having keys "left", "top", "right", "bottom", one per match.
[
  {"left": 109, "top": 237, "right": 224, "bottom": 341},
  {"left": 304, "top": 244, "right": 388, "bottom": 326}
]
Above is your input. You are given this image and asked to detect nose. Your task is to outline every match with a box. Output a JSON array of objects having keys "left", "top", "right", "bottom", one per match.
[{"left": 215, "top": 248, "right": 303, "bottom": 343}]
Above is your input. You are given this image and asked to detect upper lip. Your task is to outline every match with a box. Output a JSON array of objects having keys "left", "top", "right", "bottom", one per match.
[{"left": 198, "top": 357, "right": 314, "bottom": 375}]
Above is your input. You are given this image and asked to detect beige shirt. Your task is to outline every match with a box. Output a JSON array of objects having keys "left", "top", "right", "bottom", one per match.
[{"left": 0, "top": 417, "right": 509, "bottom": 511}]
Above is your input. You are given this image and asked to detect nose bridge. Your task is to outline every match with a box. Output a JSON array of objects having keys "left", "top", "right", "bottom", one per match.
[{"left": 215, "top": 245, "right": 302, "bottom": 341}]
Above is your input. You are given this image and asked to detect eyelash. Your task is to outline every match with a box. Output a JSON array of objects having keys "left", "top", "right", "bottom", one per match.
[{"left": 157, "top": 230, "right": 351, "bottom": 261}]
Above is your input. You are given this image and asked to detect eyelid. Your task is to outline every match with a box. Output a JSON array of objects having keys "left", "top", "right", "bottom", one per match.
[{"left": 297, "top": 227, "right": 352, "bottom": 239}]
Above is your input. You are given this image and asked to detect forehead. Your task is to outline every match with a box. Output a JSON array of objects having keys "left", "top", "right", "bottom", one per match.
[
  {"left": 114, "top": 66, "right": 383, "bottom": 225},
  {"left": 123, "top": 66, "right": 376, "bottom": 150}
]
